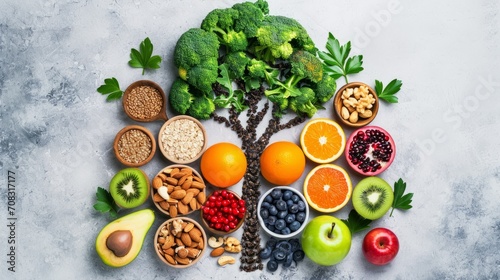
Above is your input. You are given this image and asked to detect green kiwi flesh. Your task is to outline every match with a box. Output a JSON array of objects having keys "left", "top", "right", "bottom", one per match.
[
  {"left": 110, "top": 168, "right": 150, "bottom": 209},
  {"left": 352, "top": 176, "right": 394, "bottom": 220}
]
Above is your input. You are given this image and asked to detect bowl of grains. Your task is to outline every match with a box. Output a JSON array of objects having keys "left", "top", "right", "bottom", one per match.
[
  {"left": 158, "top": 115, "right": 207, "bottom": 164},
  {"left": 123, "top": 80, "right": 168, "bottom": 122},
  {"left": 113, "top": 125, "right": 156, "bottom": 167},
  {"left": 151, "top": 165, "right": 207, "bottom": 217},
  {"left": 154, "top": 217, "right": 207, "bottom": 268}
]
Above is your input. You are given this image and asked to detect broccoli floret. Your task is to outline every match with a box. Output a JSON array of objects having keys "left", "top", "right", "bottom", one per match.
[
  {"left": 313, "top": 73, "right": 337, "bottom": 105},
  {"left": 246, "top": 58, "right": 279, "bottom": 86},
  {"left": 201, "top": 8, "right": 248, "bottom": 52},
  {"left": 223, "top": 51, "right": 251, "bottom": 79},
  {"left": 253, "top": 15, "right": 316, "bottom": 62},
  {"left": 188, "top": 95, "right": 216, "bottom": 120},
  {"left": 288, "top": 87, "right": 317, "bottom": 117},
  {"left": 169, "top": 78, "right": 194, "bottom": 114},
  {"left": 232, "top": 1, "right": 266, "bottom": 38},
  {"left": 174, "top": 28, "right": 220, "bottom": 93}
]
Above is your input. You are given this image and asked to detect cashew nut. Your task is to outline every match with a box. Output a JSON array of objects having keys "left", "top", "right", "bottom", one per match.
[
  {"left": 217, "top": 255, "right": 236, "bottom": 266},
  {"left": 208, "top": 236, "right": 224, "bottom": 248},
  {"left": 157, "top": 186, "right": 170, "bottom": 200}
]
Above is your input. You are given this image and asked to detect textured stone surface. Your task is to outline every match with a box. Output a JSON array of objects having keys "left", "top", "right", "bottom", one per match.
[{"left": 1, "top": 0, "right": 499, "bottom": 279}]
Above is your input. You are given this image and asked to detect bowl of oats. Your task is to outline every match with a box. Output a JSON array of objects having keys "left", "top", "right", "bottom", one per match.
[
  {"left": 113, "top": 125, "right": 156, "bottom": 167},
  {"left": 158, "top": 115, "right": 207, "bottom": 164}
]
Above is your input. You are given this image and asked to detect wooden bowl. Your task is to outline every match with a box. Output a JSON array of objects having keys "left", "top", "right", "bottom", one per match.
[
  {"left": 333, "top": 82, "right": 379, "bottom": 127},
  {"left": 158, "top": 115, "right": 207, "bottom": 164},
  {"left": 122, "top": 80, "right": 168, "bottom": 122},
  {"left": 154, "top": 217, "right": 207, "bottom": 268},
  {"left": 113, "top": 125, "right": 156, "bottom": 167},
  {"left": 151, "top": 165, "right": 207, "bottom": 217},
  {"left": 200, "top": 189, "right": 245, "bottom": 235}
]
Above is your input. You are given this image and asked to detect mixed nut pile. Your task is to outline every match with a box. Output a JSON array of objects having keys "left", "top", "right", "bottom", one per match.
[{"left": 340, "top": 85, "right": 376, "bottom": 124}]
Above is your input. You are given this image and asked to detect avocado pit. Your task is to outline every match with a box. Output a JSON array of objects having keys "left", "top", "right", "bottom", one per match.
[{"left": 106, "top": 230, "right": 133, "bottom": 257}]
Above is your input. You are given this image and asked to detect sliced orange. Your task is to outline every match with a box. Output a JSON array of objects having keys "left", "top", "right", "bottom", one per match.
[
  {"left": 300, "top": 118, "right": 346, "bottom": 164},
  {"left": 303, "top": 164, "right": 352, "bottom": 213}
]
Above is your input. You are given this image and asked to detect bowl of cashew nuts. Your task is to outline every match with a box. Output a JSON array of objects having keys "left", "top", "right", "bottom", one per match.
[{"left": 333, "top": 82, "right": 379, "bottom": 127}]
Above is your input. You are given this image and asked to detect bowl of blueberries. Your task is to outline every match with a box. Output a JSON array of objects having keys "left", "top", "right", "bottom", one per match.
[{"left": 258, "top": 186, "right": 309, "bottom": 239}]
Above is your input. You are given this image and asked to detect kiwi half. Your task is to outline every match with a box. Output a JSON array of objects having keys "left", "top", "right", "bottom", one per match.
[
  {"left": 110, "top": 168, "right": 150, "bottom": 209},
  {"left": 352, "top": 176, "right": 394, "bottom": 220}
]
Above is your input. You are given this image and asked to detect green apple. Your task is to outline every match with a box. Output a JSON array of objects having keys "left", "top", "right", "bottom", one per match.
[{"left": 301, "top": 215, "right": 351, "bottom": 266}]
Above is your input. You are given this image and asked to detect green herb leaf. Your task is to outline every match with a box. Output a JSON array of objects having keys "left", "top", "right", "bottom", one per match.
[
  {"left": 97, "top": 77, "right": 123, "bottom": 101},
  {"left": 374, "top": 79, "right": 402, "bottom": 103},
  {"left": 93, "top": 187, "right": 119, "bottom": 218},
  {"left": 390, "top": 178, "right": 413, "bottom": 217},
  {"left": 128, "top": 37, "right": 162, "bottom": 75},
  {"left": 341, "top": 209, "right": 372, "bottom": 234},
  {"left": 214, "top": 64, "right": 248, "bottom": 112},
  {"left": 319, "top": 33, "right": 364, "bottom": 83}
]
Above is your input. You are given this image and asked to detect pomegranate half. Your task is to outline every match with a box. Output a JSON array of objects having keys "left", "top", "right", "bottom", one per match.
[{"left": 345, "top": 126, "right": 396, "bottom": 176}]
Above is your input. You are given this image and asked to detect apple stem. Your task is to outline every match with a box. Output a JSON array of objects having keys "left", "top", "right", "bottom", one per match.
[{"left": 328, "top": 222, "right": 336, "bottom": 239}]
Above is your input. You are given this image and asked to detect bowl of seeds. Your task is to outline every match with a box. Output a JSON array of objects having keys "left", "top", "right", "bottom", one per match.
[
  {"left": 158, "top": 115, "right": 207, "bottom": 164},
  {"left": 333, "top": 82, "right": 379, "bottom": 127},
  {"left": 113, "top": 125, "right": 156, "bottom": 167},
  {"left": 151, "top": 165, "right": 207, "bottom": 217},
  {"left": 123, "top": 80, "right": 168, "bottom": 122},
  {"left": 154, "top": 217, "right": 207, "bottom": 268}
]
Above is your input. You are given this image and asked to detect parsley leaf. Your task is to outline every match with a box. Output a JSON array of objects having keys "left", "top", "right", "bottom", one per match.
[
  {"left": 128, "top": 37, "right": 162, "bottom": 75},
  {"left": 390, "top": 178, "right": 413, "bottom": 217},
  {"left": 374, "top": 79, "right": 402, "bottom": 103},
  {"left": 319, "top": 33, "right": 364, "bottom": 83},
  {"left": 97, "top": 77, "right": 123, "bottom": 101},
  {"left": 214, "top": 64, "right": 248, "bottom": 112},
  {"left": 341, "top": 209, "right": 372, "bottom": 234},
  {"left": 93, "top": 187, "right": 119, "bottom": 218}
]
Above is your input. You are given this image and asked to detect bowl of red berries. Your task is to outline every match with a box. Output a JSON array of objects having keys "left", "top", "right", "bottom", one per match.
[{"left": 200, "top": 189, "right": 246, "bottom": 235}]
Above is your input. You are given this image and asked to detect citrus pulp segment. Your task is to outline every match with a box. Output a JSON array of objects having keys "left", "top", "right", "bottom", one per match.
[{"left": 300, "top": 118, "right": 346, "bottom": 164}]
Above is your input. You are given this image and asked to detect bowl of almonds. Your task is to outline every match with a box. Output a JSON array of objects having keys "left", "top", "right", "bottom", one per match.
[
  {"left": 154, "top": 217, "right": 207, "bottom": 268},
  {"left": 151, "top": 165, "right": 207, "bottom": 217},
  {"left": 113, "top": 125, "right": 156, "bottom": 167},
  {"left": 333, "top": 82, "right": 379, "bottom": 127}
]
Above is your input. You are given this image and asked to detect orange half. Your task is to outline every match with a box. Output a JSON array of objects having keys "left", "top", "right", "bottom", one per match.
[
  {"left": 300, "top": 118, "right": 346, "bottom": 164},
  {"left": 303, "top": 164, "right": 352, "bottom": 213}
]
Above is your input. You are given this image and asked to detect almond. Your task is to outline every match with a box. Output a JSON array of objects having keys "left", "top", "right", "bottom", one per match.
[
  {"left": 152, "top": 177, "right": 163, "bottom": 189},
  {"left": 158, "top": 173, "right": 168, "bottom": 182},
  {"left": 189, "top": 197, "right": 197, "bottom": 210},
  {"left": 187, "top": 248, "right": 200, "bottom": 259},
  {"left": 191, "top": 181, "right": 205, "bottom": 189},
  {"left": 177, "top": 202, "right": 189, "bottom": 215},
  {"left": 177, "top": 173, "right": 190, "bottom": 185},
  {"left": 186, "top": 188, "right": 200, "bottom": 196},
  {"left": 165, "top": 177, "right": 178, "bottom": 186},
  {"left": 164, "top": 254, "right": 176, "bottom": 265},
  {"left": 189, "top": 227, "right": 202, "bottom": 243},
  {"left": 153, "top": 193, "right": 165, "bottom": 203},
  {"left": 210, "top": 247, "right": 225, "bottom": 257},
  {"left": 197, "top": 192, "right": 206, "bottom": 204},
  {"left": 162, "top": 235, "right": 174, "bottom": 250},
  {"left": 181, "top": 176, "right": 193, "bottom": 190},
  {"left": 170, "top": 189, "right": 187, "bottom": 200},
  {"left": 164, "top": 247, "right": 174, "bottom": 256},
  {"left": 159, "top": 201, "right": 170, "bottom": 211},
  {"left": 175, "top": 255, "right": 190, "bottom": 265},
  {"left": 181, "top": 167, "right": 193, "bottom": 175},
  {"left": 183, "top": 222, "right": 195, "bottom": 233},
  {"left": 172, "top": 171, "right": 188, "bottom": 179},
  {"left": 181, "top": 192, "right": 194, "bottom": 205},
  {"left": 181, "top": 233, "right": 192, "bottom": 247},
  {"left": 177, "top": 248, "right": 189, "bottom": 259},
  {"left": 169, "top": 205, "right": 178, "bottom": 218}
]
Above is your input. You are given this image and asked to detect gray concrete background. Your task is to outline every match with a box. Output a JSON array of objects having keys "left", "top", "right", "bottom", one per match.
[{"left": 1, "top": 0, "right": 499, "bottom": 279}]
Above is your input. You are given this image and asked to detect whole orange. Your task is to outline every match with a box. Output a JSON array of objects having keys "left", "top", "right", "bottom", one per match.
[
  {"left": 260, "top": 141, "right": 306, "bottom": 185},
  {"left": 200, "top": 142, "right": 247, "bottom": 188}
]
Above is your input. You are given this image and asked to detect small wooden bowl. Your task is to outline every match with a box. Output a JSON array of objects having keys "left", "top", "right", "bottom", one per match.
[
  {"left": 200, "top": 190, "right": 245, "bottom": 235},
  {"left": 154, "top": 217, "right": 207, "bottom": 268},
  {"left": 158, "top": 115, "right": 207, "bottom": 164},
  {"left": 333, "top": 82, "right": 379, "bottom": 127},
  {"left": 122, "top": 80, "right": 168, "bottom": 122},
  {"left": 151, "top": 164, "right": 207, "bottom": 217},
  {"left": 113, "top": 125, "right": 156, "bottom": 167}
]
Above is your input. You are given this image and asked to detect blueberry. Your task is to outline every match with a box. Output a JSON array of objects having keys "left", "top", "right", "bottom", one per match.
[
  {"left": 277, "top": 210, "right": 288, "bottom": 219},
  {"left": 266, "top": 238, "right": 278, "bottom": 249},
  {"left": 272, "top": 248, "right": 287, "bottom": 262},
  {"left": 289, "top": 238, "right": 301, "bottom": 252},
  {"left": 260, "top": 246, "right": 272, "bottom": 259},
  {"left": 264, "top": 194, "right": 273, "bottom": 203},
  {"left": 267, "top": 260, "right": 279, "bottom": 272},
  {"left": 260, "top": 208, "right": 269, "bottom": 219},
  {"left": 271, "top": 189, "right": 283, "bottom": 200},
  {"left": 289, "top": 204, "right": 299, "bottom": 214},
  {"left": 291, "top": 194, "right": 299, "bottom": 203},
  {"left": 261, "top": 201, "right": 271, "bottom": 209},
  {"left": 276, "top": 200, "right": 287, "bottom": 211},
  {"left": 292, "top": 250, "right": 305, "bottom": 262},
  {"left": 275, "top": 219, "right": 286, "bottom": 230},
  {"left": 281, "top": 227, "right": 291, "bottom": 235},
  {"left": 266, "top": 215, "right": 277, "bottom": 226},
  {"left": 284, "top": 213, "right": 295, "bottom": 224},
  {"left": 289, "top": 221, "right": 301, "bottom": 232},
  {"left": 286, "top": 199, "right": 294, "bottom": 207},
  {"left": 283, "top": 252, "right": 294, "bottom": 268},
  {"left": 268, "top": 205, "right": 278, "bottom": 216},
  {"left": 267, "top": 224, "right": 275, "bottom": 232},
  {"left": 283, "top": 190, "right": 293, "bottom": 200},
  {"left": 296, "top": 212, "right": 306, "bottom": 223},
  {"left": 276, "top": 240, "right": 292, "bottom": 253},
  {"left": 297, "top": 200, "right": 306, "bottom": 211}
]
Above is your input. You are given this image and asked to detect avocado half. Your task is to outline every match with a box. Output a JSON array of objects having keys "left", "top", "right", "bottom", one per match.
[{"left": 95, "top": 209, "right": 155, "bottom": 267}]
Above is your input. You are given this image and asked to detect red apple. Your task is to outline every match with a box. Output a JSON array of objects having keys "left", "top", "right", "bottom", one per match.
[{"left": 362, "top": 227, "right": 399, "bottom": 265}]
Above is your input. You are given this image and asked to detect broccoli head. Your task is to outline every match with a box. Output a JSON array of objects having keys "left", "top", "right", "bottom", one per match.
[
  {"left": 169, "top": 78, "right": 194, "bottom": 114},
  {"left": 201, "top": 8, "right": 248, "bottom": 52},
  {"left": 188, "top": 95, "right": 216, "bottom": 120},
  {"left": 223, "top": 51, "right": 251, "bottom": 79},
  {"left": 232, "top": 1, "right": 266, "bottom": 38},
  {"left": 313, "top": 73, "right": 337, "bottom": 105},
  {"left": 289, "top": 50, "right": 323, "bottom": 83},
  {"left": 174, "top": 28, "right": 220, "bottom": 93},
  {"left": 246, "top": 58, "right": 279, "bottom": 86},
  {"left": 288, "top": 87, "right": 317, "bottom": 117},
  {"left": 253, "top": 15, "right": 316, "bottom": 62}
]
